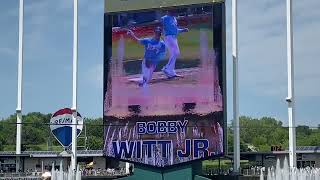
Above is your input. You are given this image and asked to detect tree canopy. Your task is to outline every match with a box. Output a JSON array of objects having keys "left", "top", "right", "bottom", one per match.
[{"left": 0, "top": 113, "right": 319, "bottom": 152}]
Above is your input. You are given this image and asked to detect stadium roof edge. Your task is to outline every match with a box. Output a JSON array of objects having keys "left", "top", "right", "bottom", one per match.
[{"left": 0, "top": 150, "right": 104, "bottom": 157}]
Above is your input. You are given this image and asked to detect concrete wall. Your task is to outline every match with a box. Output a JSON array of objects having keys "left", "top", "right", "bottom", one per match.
[
  {"left": 24, "top": 157, "right": 106, "bottom": 171},
  {"left": 24, "top": 157, "right": 68, "bottom": 172}
]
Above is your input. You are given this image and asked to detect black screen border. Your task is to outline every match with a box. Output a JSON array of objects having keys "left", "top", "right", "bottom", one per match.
[{"left": 103, "top": 2, "right": 227, "bottom": 169}]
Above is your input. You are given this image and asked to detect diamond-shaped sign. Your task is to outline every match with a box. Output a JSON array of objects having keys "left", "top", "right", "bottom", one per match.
[{"left": 50, "top": 108, "right": 83, "bottom": 148}]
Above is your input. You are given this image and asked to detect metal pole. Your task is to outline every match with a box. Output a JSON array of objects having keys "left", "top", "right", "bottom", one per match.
[
  {"left": 16, "top": 0, "right": 24, "bottom": 173},
  {"left": 71, "top": 0, "right": 78, "bottom": 176},
  {"left": 286, "top": 0, "right": 296, "bottom": 168},
  {"left": 232, "top": 0, "right": 240, "bottom": 173}
]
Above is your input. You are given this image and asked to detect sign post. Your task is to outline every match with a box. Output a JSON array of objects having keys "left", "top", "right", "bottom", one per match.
[
  {"left": 232, "top": 0, "right": 240, "bottom": 174},
  {"left": 16, "top": 0, "right": 24, "bottom": 173},
  {"left": 71, "top": 0, "right": 79, "bottom": 176},
  {"left": 286, "top": 0, "right": 296, "bottom": 168}
]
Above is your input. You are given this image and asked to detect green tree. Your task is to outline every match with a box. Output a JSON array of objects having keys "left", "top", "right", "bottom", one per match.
[
  {"left": 87, "top": 136, "right": 104, "bottom": 150},
  {"left": 238, "top": 116, "right": 289, "bottom": 152},
  {"left": 21, "top": 112, "right": 51, "bottom": 148},
  {"left": 84, "top": 118, "right": 104, "bottom": 150},
  {"left": 0, "top": 136, "right": 4, "bottom": 151},
  {"left": 227, "top": 127, "right": 250, "bottom": 152},
  {"left": 1, "top": 113, "right": 319, "bottom": 152}
]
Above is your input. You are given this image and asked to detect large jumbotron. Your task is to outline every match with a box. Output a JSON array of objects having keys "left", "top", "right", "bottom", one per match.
[{"left": 103, "top": 0, "right": 226, "bottom": 169}]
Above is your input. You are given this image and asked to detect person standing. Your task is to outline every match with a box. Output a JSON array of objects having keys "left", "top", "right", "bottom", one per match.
[
  {"left": 161, "top": 9, "right": 189, "bottom": 78},
  {"left": 127, "top": 27, "right": 166, "bottom": 87}
]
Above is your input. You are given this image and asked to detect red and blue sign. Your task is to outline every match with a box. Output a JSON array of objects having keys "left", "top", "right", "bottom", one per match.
[{"left": 50, "top": 108, "right": 83, "bottom": 148}]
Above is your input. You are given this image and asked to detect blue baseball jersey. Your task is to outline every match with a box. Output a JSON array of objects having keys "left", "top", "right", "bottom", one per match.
[
  {"left": 161, "top": 15, "right": 178, "bottom": 36},
  {"left": 139, "top": 38, "right": 166, "bottom": 63}
]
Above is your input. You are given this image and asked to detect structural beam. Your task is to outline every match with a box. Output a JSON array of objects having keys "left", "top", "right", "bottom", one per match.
[
  {"left": 16, "top": 0, "right": 24, "bottom": 173},
  {"left": 71, "top": 0, "right": 78, "bottom": 176},
  {"left": 232, "top": 0, "right": 240, "bottom": 173},
  {"left": 286, "top": 0, "right": 296, "bottom": 168}
]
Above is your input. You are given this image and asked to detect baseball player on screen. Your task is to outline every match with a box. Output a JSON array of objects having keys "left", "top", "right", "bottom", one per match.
[
  {"left": 161, "top": 9, "right": 189, "bottom": 78},
  {"left": 127, "top": 27, "right": 166, "bottom": 87}
]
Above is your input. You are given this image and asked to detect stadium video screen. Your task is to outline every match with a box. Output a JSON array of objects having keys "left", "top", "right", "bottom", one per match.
[{"left": 103, "top": 2, "right": 226, "bottom": 167}]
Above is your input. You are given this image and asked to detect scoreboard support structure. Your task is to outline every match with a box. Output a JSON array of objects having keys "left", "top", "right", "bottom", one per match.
[{"left": 119, "top": 161, "right": 208, "bottom": 180}]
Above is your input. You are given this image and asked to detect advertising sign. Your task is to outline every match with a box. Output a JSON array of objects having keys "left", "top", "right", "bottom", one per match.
[
  {"left": 50, "top": 108, "right": 83, "bottom": 148},
  {"left": 104, "top": 2, "right": 226, "bottom": 167}
]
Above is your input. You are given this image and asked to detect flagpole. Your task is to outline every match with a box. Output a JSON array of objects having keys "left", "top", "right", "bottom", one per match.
[
  {"left": 286, "top": 0, "right": 296, "bottom": 168},
  {"left": 16, "top": 0, "right": 24, "bottom": 173},
  {"left": 232, "top": 0, "right": 240, "bottom": 173},
  {"left": 71, "top": 0, "right": 78, "bottom": 175}
]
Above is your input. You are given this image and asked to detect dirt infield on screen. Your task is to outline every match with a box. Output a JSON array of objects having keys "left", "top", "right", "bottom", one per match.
[
  {"left": 112, "top": 26, "right": 214, "bottom": 70},
  {"left": 104, "top": 25, "right": 222, "bottom": 118}
]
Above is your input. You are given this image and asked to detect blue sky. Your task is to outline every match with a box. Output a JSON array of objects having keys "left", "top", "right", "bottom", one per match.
[{"left": 0, "top": 0, "right": 319, "bottom": 126}]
